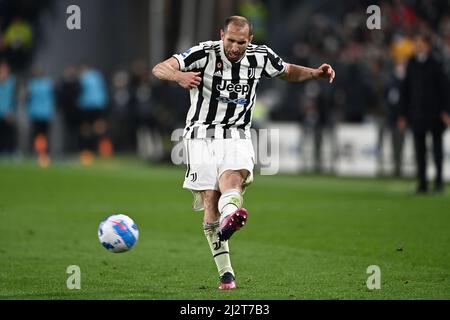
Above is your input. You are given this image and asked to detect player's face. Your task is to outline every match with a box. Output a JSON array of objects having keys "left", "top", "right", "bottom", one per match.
[{"left": 221, "top": 24, "right": 253, "bottom": 62}]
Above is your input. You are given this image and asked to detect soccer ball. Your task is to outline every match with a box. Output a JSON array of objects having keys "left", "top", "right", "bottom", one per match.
[{"left": 98, "top": 214, "right": 139, "bottom": 253}]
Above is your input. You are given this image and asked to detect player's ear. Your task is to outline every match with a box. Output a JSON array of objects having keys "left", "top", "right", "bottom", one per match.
[
  {"left": 220, "top": 29, "right": 225, "bottom": 40},
  {"left": 249, "top": 34, "right": 253, "bottom": 43}
]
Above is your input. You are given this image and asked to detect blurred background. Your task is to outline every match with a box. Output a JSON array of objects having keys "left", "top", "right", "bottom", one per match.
[{"left": 1, "top": 0, "right": 450, "bottom": 181}]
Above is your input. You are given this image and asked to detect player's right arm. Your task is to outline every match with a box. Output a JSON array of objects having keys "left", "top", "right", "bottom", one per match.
[{"left": 152, "top": 57, "right": 201, "bottom": 90}]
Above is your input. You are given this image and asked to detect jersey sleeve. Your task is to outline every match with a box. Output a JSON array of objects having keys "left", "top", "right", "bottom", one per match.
[
  {"left": 262, "top": 47, "right": 287, "bottom": 78},
  {"left": 173, "top": 43, "right": 209, "bottom": 72}
]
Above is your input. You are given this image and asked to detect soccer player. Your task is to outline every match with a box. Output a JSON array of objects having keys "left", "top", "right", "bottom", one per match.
[{"left": 152, "top": 16, "right": 335, "bottom": 290}]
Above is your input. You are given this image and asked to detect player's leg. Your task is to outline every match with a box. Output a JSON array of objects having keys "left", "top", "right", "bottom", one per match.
[
  {"left": 202, "top": 190, "right": 221, "bottom": 224},
  {"left": 182, "top": 139, "right": 236, "bottom": 289},
  {"left": 201, "top": 190, "right": 236, "bottom": 289},
  {"left": 217, "top": 169, "right": 249, "bottom": 241},
  {"left": 215, "top": 137, "right": 254, "bottom": 241}
]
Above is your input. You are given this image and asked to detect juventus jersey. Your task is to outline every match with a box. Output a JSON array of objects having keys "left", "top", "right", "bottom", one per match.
[{"left": 173, "top": 40, "right": 286, "bottom": 139}]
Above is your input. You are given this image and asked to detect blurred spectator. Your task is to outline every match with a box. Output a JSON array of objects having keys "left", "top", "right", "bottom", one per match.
[
  {"left": 313, "top": 82, "right": 336, "bottom": 173},
  {"left": 0, "top": 19, "right": 7, "bottom": 61},
  {"left": 77, "top": 64, "right": 110, "bottom": 165},
  {"left": 299, "top": 80, "right": 335, "bottom": 173},
  {"left": 399, "top": 33, "right": 450, "bottom": 193},
  {"left": 0, "top": 60, "right": 16, "bottom": 155},
  {"left": 57, "top": 66, "right": 81, "bottom": 155},
  {"left": 389, "top": 0, "right": 418, "bottom": 31},
  {"left": 130, "top": 60, "right": 164, "bottom": 162},
  {"left": 440, "top": 15, "right": 450, "bottom": 74},
  {"left": 238, "top": 0, "right": 268, "bottom": 44},
  {"left": 26, "top": 65, "right": 55, "bottom": 166},
  {"left": 3, "top": 16, "right": 33, "bottom": 72},
  {"left": 366, "top": 58, "right": 389, "bottom": 175},
  {"left": 385, "top": 59, "right": 408, "bottom": 177},
  {"left": 338, "top": 42, "right": 372, "bottom": 123},
  {"left": 390, "top": 35, "right": 414, "bottom": 64},
  {"left": 110, "top": 69, "right": 132, "bottom": 153}
]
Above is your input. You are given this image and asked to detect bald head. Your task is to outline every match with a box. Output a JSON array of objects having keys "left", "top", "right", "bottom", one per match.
[
  {"left": 220, "top": 16, "right": 253, "bottom": 62},
  {"left": 224, "top": 16, "right": 253, "bottom": 37}
]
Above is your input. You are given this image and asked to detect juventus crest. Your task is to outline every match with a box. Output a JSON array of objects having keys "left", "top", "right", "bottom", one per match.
[{"left": 248, "top": 68, "right": 256, "bottom": 79}]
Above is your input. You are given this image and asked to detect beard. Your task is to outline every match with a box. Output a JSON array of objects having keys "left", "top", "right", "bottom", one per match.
[{"left": 225, "top": 49, "right": 243, "bottom": 62}]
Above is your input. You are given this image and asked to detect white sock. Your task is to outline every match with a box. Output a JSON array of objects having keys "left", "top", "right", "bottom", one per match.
[
  {"left": 218, "top": 189, "right": 243, "bottom": 224},
  {"left": 203, "top": 221, "right": 233, "bottom": 276}
]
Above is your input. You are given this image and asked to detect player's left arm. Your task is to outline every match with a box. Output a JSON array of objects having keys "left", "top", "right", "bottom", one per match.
[{"left": 279, "top": 63, "right": 335, "bottom": 83}]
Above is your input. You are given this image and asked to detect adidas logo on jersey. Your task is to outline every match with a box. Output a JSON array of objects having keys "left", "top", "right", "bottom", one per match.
[{"left": 213, "top": 70, "right": 222, "bottom": 77}]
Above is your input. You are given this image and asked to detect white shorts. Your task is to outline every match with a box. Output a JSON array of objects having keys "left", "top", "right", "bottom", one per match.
[{"left": 183, "top": 138, "right": 255, "bottom": 210}]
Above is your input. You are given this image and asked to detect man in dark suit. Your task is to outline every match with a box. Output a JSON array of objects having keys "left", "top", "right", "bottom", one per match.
[{"left": 399, "top": 33, "right": 450, "bottom": 194}]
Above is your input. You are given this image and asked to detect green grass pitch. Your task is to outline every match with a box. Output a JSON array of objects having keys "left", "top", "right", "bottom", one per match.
[{"left": 1, "top": 158, "right": 449, "bottom": 299}]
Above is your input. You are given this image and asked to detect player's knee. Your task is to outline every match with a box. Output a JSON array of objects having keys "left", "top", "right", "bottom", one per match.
[{"left": 219, "top": 170, "right": 248, "bottom": 192}]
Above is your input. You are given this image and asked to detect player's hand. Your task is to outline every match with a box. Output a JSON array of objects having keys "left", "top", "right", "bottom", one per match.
[
  {"left": 398, "top": 116, "right": 407, "bottom": 131},
  {"left": 442, "top": 112, "right": 450, "bottom": 126},
  {"left": 316, "top": 64, "right": 335, "bottom": 83},
  {"left": 175, "top": 71, "right": 202, "bottom": 90}
]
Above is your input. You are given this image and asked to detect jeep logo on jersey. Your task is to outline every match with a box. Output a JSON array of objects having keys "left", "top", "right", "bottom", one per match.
[{"left": 216, "top": 81, "right": 250, "bottom": 94}]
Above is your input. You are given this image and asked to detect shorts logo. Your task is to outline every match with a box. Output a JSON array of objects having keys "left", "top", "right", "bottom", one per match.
[{"left": 189, "top": 172, "right": 197, "bottom": 182}]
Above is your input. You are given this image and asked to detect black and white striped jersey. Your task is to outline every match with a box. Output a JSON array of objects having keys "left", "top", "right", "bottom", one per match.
[{"left": 173, "top": 40, "right": 286, "bottom": 139}]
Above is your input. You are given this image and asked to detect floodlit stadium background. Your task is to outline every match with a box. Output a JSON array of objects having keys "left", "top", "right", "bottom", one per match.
[{"left": 0, "top": 0, "right": 449, "bottom": 178}]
